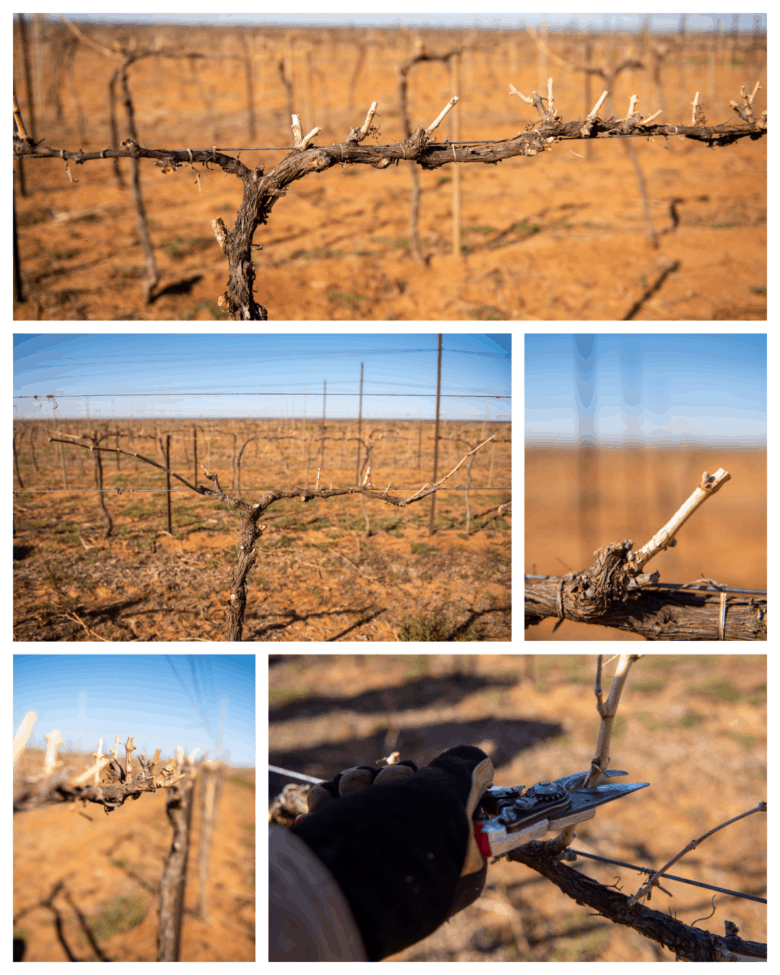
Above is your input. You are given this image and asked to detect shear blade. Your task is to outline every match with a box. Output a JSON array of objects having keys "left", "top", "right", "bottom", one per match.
[{"left": 562, "top": 779, "right": 650, "bottom": 822}]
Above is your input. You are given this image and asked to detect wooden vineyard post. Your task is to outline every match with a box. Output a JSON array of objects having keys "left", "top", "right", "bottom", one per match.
[
  {"left": 320, "top": 380, "right": 326, "bottom": 471},
  {"left": 301, "top": 388, "right": 306, "bottom": 452},
  {"left": 28, "top": 425, "right": 38, "bottom": 474},
  {"left": 13, "top": 430, "right": 24, "bottom": 488},
  {"left": 228, "top": 431, "right": 237, "bottom": 491},
  {"left": 196, "top": 760, "right": 223, "bottom": 924},
  {"left": 165, "top": 434, "right": 173, "bottom": 535},
  {"left": 118, "top": 57, "right": 159, "bottom": 303},
  {"left": 93, "top": 430, "right": 113, "bottom": 538},
  {"left": 583, "top": 35, "right": 593, "bottom": 160},
  {"left": 428, "top": 334, "right": 442, "bottom": 536},
  {"left": 57, "top": 420, "right": 69, "bottom": 489},
  {"left": 355, "top": 363, "right": 364, "bottom": 486},
  {"left": 13, "top": 191, "right": 24, "bottom": 301},
  {"left": 241, "top": 34, "right": 256, "bottom": 143},
  {"left": 450, "top": 52, "right": 461, "bottom": 259}
]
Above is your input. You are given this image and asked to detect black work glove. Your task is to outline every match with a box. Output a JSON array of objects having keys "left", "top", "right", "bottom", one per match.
[{"left": 290, "top": 744, "right": 493, "bottom": 961}]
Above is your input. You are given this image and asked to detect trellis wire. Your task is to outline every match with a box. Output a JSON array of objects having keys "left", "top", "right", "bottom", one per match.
[
  {"left": 640, "top": 582, "right": 766, "bottom": 595},
  {"left": 14, "top": 432, "right": 509, "bottom": 535},
  {"left": 15, "top": 392, "right": 510, "bottom": 399},
  {"left": 38, "top": 137, "right": 674, "bottom": 152},
  {"left": 567, "top": 848, "right": 766, "bottom": 905},
  {"left": 14, "top": 486, "right": 510, "bottom": 494},
  {"left": 523, "top": 575, "right": 766, "bottom": 598}
]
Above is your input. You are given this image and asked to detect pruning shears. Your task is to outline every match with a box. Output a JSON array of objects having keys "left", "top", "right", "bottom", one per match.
[{"left": 473, "top": 769, "right": 649, "bottom": 859}]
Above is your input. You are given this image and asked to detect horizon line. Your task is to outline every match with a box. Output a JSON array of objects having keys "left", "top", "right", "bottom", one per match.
[
  {"left": 526, "top": 439, "right": 766, "bottom": 449},
  {"left": 28, "top": 15, "right": 766, "bottom": 35}
]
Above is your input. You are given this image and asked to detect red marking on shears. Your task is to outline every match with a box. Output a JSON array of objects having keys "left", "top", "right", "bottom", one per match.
[{"left": 474, "top": 821, "right": 492, "bottom": 858}]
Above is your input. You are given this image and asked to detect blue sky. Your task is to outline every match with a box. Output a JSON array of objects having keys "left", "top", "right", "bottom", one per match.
[
  {"left": 13, "top": 333, "right": 510, "bottom": 423},
  {"left": 48, "top": 12, "right": 766, "bottom": 33},
  {"left": 525, "top": 334, "right": 766, "bottom": 448},
  {"left": 13, "top": 655, "right": 255, "bottom": 767}
]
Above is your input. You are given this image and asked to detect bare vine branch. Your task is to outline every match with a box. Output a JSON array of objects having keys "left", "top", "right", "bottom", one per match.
[
  {"left": 630, "top": 468, "right": 731, "bottom": 572},
  {"left": 540, "top": 654, "right": 641, "bottom": 853},
  {"left": 12, "top": 113, "right": 765, "bottom": 166},
  {"left": 630, "top": 801, "right": 767, "bottom": 906},
  {"left": 13, "top": 75, "right": 766, "bottom": 320},
  {"left": 507, "top": 841, "right": 765, "bottom": 961},
  {"left": 14, "top": 729, "right": 186, "bottom": 814},
  {"left": 582, "top": 654, "right": 642, "bottom": 788}
]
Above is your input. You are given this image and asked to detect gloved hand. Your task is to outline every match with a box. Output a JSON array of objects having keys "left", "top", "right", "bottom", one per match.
[{"left": 290, "top": 744, "right": 493, "bottom": 961}]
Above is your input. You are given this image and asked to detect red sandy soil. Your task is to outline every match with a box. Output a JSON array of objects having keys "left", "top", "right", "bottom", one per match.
[
  {"left": 13, "top": 23, "right": 766, "bottom": 321},
  {"left": 13, "top": 418, "right": 511, "bottom": 641},
  {"left": 14, "top": 753, "right": 255, "bottom": 962},
  {"left": 525, "top": 447, "right": 766, "bottom": 641},
  {"left": 269, "top": 653, "right": 766, "bottom": 962}
]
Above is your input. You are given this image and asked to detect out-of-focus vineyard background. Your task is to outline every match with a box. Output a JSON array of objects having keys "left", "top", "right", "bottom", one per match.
[
  {"left": 269, "top": 653, "right": 766, "bottom": 961},
  {"left": 13, "top": 14, "right": 766, "bottom": 320},
  {"left": 525, "top": 334, "right": 766, "bottom": 641}
]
